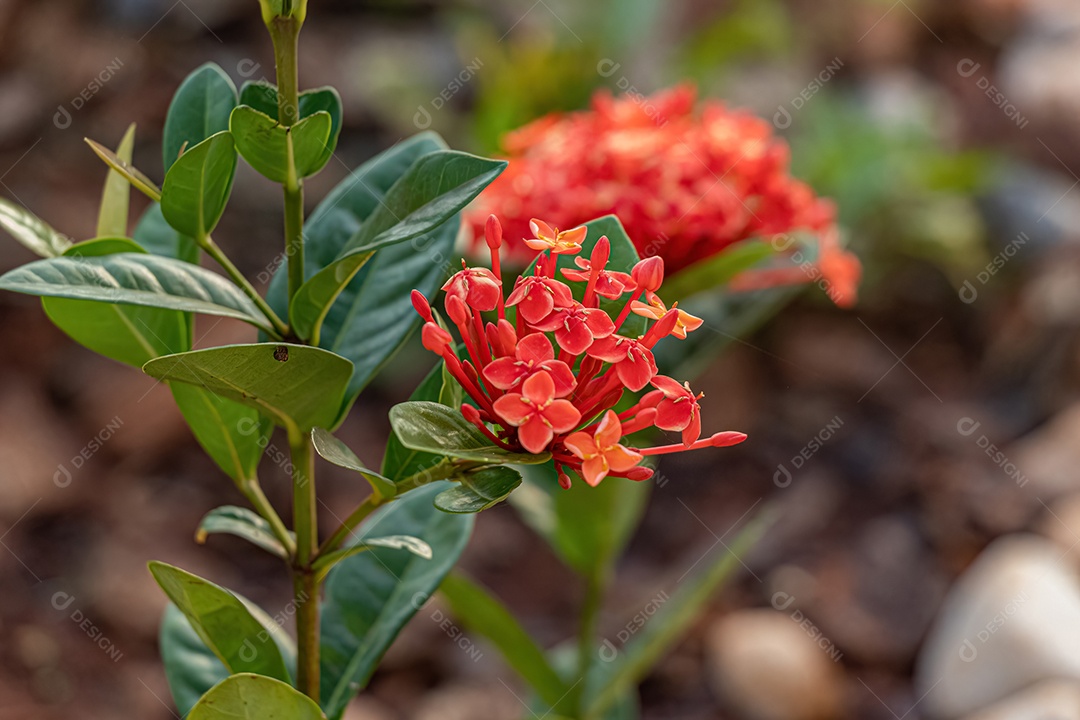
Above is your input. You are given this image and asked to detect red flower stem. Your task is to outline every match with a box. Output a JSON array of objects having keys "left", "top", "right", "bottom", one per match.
[
  {"left": 636, "top": 437, "right": 717, "bottom": 456},
  {"left": 490, "top": 248, "right": 506, "bottom": 320},
  {"left": 466, "top": 414, "right": 516, "bottom": 449},
  {"left": 613, "top": 287, "right": 645, "bottom": 331},
  {"left": 574, "top": 371, "right": 623, "bottom": 421},
  {"left": 583, "top": 264, "right": 601, "bottom": 309},
  {"left": 472, "top": 311, "right": 492, "bottom": 366},
  {"left": 443, "top": 352, "right": 496, "bottom": 416}
]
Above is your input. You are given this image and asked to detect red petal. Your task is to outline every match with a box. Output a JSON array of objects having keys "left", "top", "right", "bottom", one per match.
[
  {"left": 548, "top": 280, "right": 575, "bottom": 307},
  {"left": 555, "top": 321, "right": 593, "bottom": 355},
  {"left": 681, "top": 407, "right": 702, "bottom": 446},
  {"left": 654, "top": 398, "right": 692, "bottom": 431},
  {"left": 584, "top": 309, "right": 615, "bottom": 337},
  {"left": 564, "top": 431, "right": 598, "bottom": 459},
  {"left": 605, "top": 443, "right": 643, "bottom": 472},
  {"left": 521, "top": 370, "right": 556, "bottom": 404},
  {"left": 586, "top": 335, "right": 627, "bottom": 363},
  {"left": 517, "top": 332, "right": 554, "bottom": 363},
  {"left": 518, "top": 288, "right": 555, "bottom": 324},
  {"left": 543, "top": 399, "right": 581, "bottom": 433},
  {"left": 493, "top": 394, "right": 533, "bottom": 425},
  {"left": 650, "top": 375, "right": 687, "bottom": 399},
  {"left": 483, "top": 357, "right": 526, "bottom": 390},
  {"left": 538, "top": 361, "right": 577, "bottom": 397},
  {"left": 592, "top": 410, "right": 621, "bottom": 449},
  {"left": 616, "top": 348, "right": 657, "bottom": 391},
  {"left": 517, "top": 416, "right": 554, "bottom": 453},
  {"left": 582, "top": 456, "right": 609, "bottom": 486}
]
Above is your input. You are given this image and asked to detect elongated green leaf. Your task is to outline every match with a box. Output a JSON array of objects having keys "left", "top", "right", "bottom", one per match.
[
  {"left": 435, "top": 466, "right": 522, "bottom": 513},
  {"left": 320, "top": 482, "right": 474, "bottom": 720},
  {"left": 511, "top": 462, "right": 649, "bottom": 577},
  {"left": 230, "top": 105, "right": 333, "bottom": 182},
  {"left": 163, "top": 63, "right": 238, "bottom": 173},
  {"left": 586, "top": 509, "right": 774, "bottom": 717},
  {"left": 42, "top": 238, "right": 190, "bottom": 367},
  {"left": 171, "top": 383, "right": 269, "bottom": 482},
  {"left": 144, "top": 343, "right": 352, "bottom": 433},
  {"left": 0, "top": 197, "right": 71, "bottom": 257},
  {"left": 149, "top": 562, "right": 291, "bottom": 683},
  {"left": 196, "top": 506, "right": 288, "bottom": 559},
  {"left": 289, "top": 251, "right": 373, "bottom": 344},
  {"left": 160, "top": 599, "right": 297, "bottom": 716},
  {"left": 314, "top": 534, "right": 433, "bottom": 577},
  {"left": 161, "top": 132, "right": 237, "bottom": 240},
  {"left": 661, "top": 238, "right": 777, "bottom": 302},
  {"left": 188, "top": 674, "right": 325, "bottom": 720},
  {"left": 0, "top": 252, "right": 274, "bottom": 334},
  {"left": 382, "top": 363, "right": 452, "bottom": 483},
  {"left": 86, "top": 137, "right": 161, "bottom": 202},
  {"left": 239, "top": 83, "right": 343, "bottom": 170},
  {"left": 311, "top": 427, "right": 395, "bottom": 499},
  {"left": 95, "top": 123, "right": 136, "bottom": 237},
  {"left": 440, "top": 572, "right": 567, "bottom": 708},
  {"left": 133, "top": 203, "right": 199, "bottom": 263},
  {"left": 390, "top": 401, "right": 549, "bottom": 465}
]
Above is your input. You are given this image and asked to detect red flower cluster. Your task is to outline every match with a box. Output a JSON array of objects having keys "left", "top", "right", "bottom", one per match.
[
  {"left": 412, "top": 215, "right": 746, "bottom": 489},
  {"left": 466, "top": 84, "right": 860, "bottom": 305}
]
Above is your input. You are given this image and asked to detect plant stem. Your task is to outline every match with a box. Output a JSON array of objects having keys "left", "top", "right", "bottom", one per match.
[
  {"left": 200, "top": 234, "right": 289, "bottom": 338},
  {"left": 270, "top": 17, "right": 306, "bottom": 302},
  {"left": 239, "top": 478, "right": 296, "bottom": 558},
  {"left": 318, "top": 495, "right": 382, "bottom": 557},
  {"left": 290, "top": 433, "right": 320, "bottom": 700},
  {"left": 573, "top": 568, "right": 607, "bottom": 716}
]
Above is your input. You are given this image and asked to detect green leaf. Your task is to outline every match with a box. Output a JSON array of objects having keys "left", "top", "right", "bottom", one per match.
[
  {"left": 585, "top": 508, "right": 773, "bottom": 717},
  {"left": 133, "top": 203, "right": 199, "bottom": 263},
  {"left": 42, "top": 238, "right": 190, "bottom": 367},
  {"left": 160, "top": 599, "right": 298, "bottom": 716},
  {"left": 339, "top": 150, "right": 505, "bottom": 257},
  {"left": 161, "top": 131, "right": 237, "bottom": 240},
  {"left": 527, "top": 215, "right": 646, "bottom": 338},
  {"left": 170, "top": 383, "right": 269, "bottom": 482},
  {"left": 238, "top": 86, "right": 342, "bottom": 170},
  {"left": 435, "top": 466, "right": 522, "bottom": 513},
  {"left": 0, "top": 197, "right": 71, "bottom": 258},
  {"left": 188, "top": 674, "right": 324, "bottom": 720},
  {"left": 389, "top": 401, "right": 549, "bottom": 465},
  {"left": 288, "top": 250, "right": 373, "bottom": 344},
  {"left": 313, "top": 534, "right": 433, "bottom": 577},
  {"left": 439, "top": 572, "right": 567, "bottom": 708},
  {"left": 320, "top": 482, "right": 474, "bottom": 720},
  {"left": 660, "top": 238, "right": 777, "bottom": 302},
  {"left": 143, "top": 343, "right": 353, "bottom": 434},
  {"left": 381, "top": 363, "right": 452, "bottom": 483},
  {"left": 230, "top": 105, "right": 333, "bottom": 182},
  {"left": 163, "top": 63, "right": 238, "bottom": 174},
  {"left": 511, "top": 462, "right": 650, "bottom": 577},
  {"left": 95, "top": 123, "right": 137, "bottom": 237},
  {"left": 86, "top": 136, "right": 161, "bottom": 202},
  {"left": 311, "top": 427, "right": 396, "bottom": 499},
  {"left": 0, "top": 252, "right": 274, "bottom": 334},
  {"left": 196, "top": 506, "right": 288, "bottom": 559},
  {"left": 149, "top": 562, "right": 291, "bottom": 684}
]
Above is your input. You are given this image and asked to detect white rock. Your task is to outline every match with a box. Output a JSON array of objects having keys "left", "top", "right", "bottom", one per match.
[
  {"left": 706, "top": 608, "right": 844, "bottom": 720},
  {"left": 964, "top": 680, "right": 1080, "bottom": 720},
  {"left": 916, "top": 534, "right": 1080, "bottom": 718}
]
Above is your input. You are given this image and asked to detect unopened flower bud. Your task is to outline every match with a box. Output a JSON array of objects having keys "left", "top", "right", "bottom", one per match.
[
  {"left": 421, "top": 323, "right": 452, "bottom": 354},
  {"left": 487, "top": 319, "right": 518, "bottom": 357},
  {"left": 631, "top": 256, "right": 665, "bottom": 292},
  {"left": 709, "top": 431, "right": 748, "bottom": 448},
  {"left": 640, "top": 390, "right": 664, "bottom": 408},
  {"left": 411, "top": 290, "right": 434, "bottom": 322},
  {"left": 590, "top": 236, "right": 611, "bottom": 269},
  {"left": 558, "top": 472, "right": 573, "bottom": 489},
  {"left": 445, "top": 295, "right": 469, "bottom": 326},
  {"left": 626, "top": 466, "right": 654, "bottom": 481},
  {"left": 485, "top": 214, "right": 503, "bottom": 250},
  {"left": 461, "top": 404, "right": 483, "bottom": 425}
]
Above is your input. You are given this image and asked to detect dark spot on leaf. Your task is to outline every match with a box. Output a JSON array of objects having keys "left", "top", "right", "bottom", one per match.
[{"left": 274, "top": 345, "right": 289, "bottom": 362}]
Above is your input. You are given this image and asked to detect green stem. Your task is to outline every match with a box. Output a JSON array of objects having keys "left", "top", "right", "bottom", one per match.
[
  {"left": 269, "top": 17, "right": 306, "bottom": 302},
  {"left": 200, "top": 234, "right": 289, "bottom": 338},
  {"left": 573, "top": 568, "right": 607, "bottom": 715},
  {"left": 290, "top": 433, "right": 320, "bottom": 700},
  {"left": 239, "top": 477, "right": 296, "bottom": 558}
]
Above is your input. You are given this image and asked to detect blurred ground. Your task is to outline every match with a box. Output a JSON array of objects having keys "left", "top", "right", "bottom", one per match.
[{"left": 2, "top": 0, "right": 1080, "bottom": 718}]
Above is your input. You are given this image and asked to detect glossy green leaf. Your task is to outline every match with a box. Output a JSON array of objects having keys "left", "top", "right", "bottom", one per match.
[
  {"left": 95, "top": 123, "right": 136, "bottom": 237},
  {"left": 86, "top": 136, "right": 161, "bottom": 202},
  {"left": 230, "top": 105, "right": 333, "bottom": 182},
  {"left": 160, "top": 599, "right": 298, "bottom": 717},
  {"left": 586, "top": 508, "right": 773, "bottom": 717},
  {"left": 313, "top": 534, "right": 433, "bottom": 577},
  {"left": 381, "top": 363, "right": 452, "bottom": 483},
  {"left": 143, "top": 343, "right": 353, "bottom": 433},
  {"left": 238, "top": 84, "right": 342, "bottom": 171},
  {"left": 196, "top": 506, "right": 288, "bottom": 559},
  {"left": 170, "top": 383, "right": 269, "bottom": 483},
  {"left": 389, "top": 401, "right": 549, "bottom": 465},
  {"left": 660, "top": 238, "right": 776, "bottom": 302},
  {"left": 163, "top": 63, "right": 238, "bottom": 173},
  {"left": 133, "top": 203, "right": 199, "bottom": 263},
  {"left": 42, "top": 238, "right": 190, "bottom": 367},
  {"left": 311, "top": 427, "right": 396, "bottom": 499},
  {"left": 161, "top": 132, "right": 237, "bottom": 240},
  {"left": 440, "top": 572, "right": 567, "bottom": 708},
  {"left": 0, "top": 197, "right": 71, "bottom": 258},
  {"left": 435, "top": 466, "right": 522, "bottom": 513},
  {"left": 288, "top": 250, "right": 373, "bottom": 344},
  {"left": 0, "top": 252, "right": 274, "bottom": 334},
  {"left": 149, "top": 562, "right": 291, "bottom": 683},
  {"left": 188, "top": 673, "right": 324, "bottom": 720},
  {"left": 320, "top": 482, "right": 474, "bottom": 720},
  {"left": 511, "top": 462, "right": 650, "bottom": 577}
]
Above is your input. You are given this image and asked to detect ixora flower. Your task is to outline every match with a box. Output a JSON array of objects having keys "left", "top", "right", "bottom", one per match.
[
  {"left": 413, "top": 214, "right": 747, "bottom": 488},
  {"left": 466, "top": 84, "right": 860, "bottom": 305}
]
